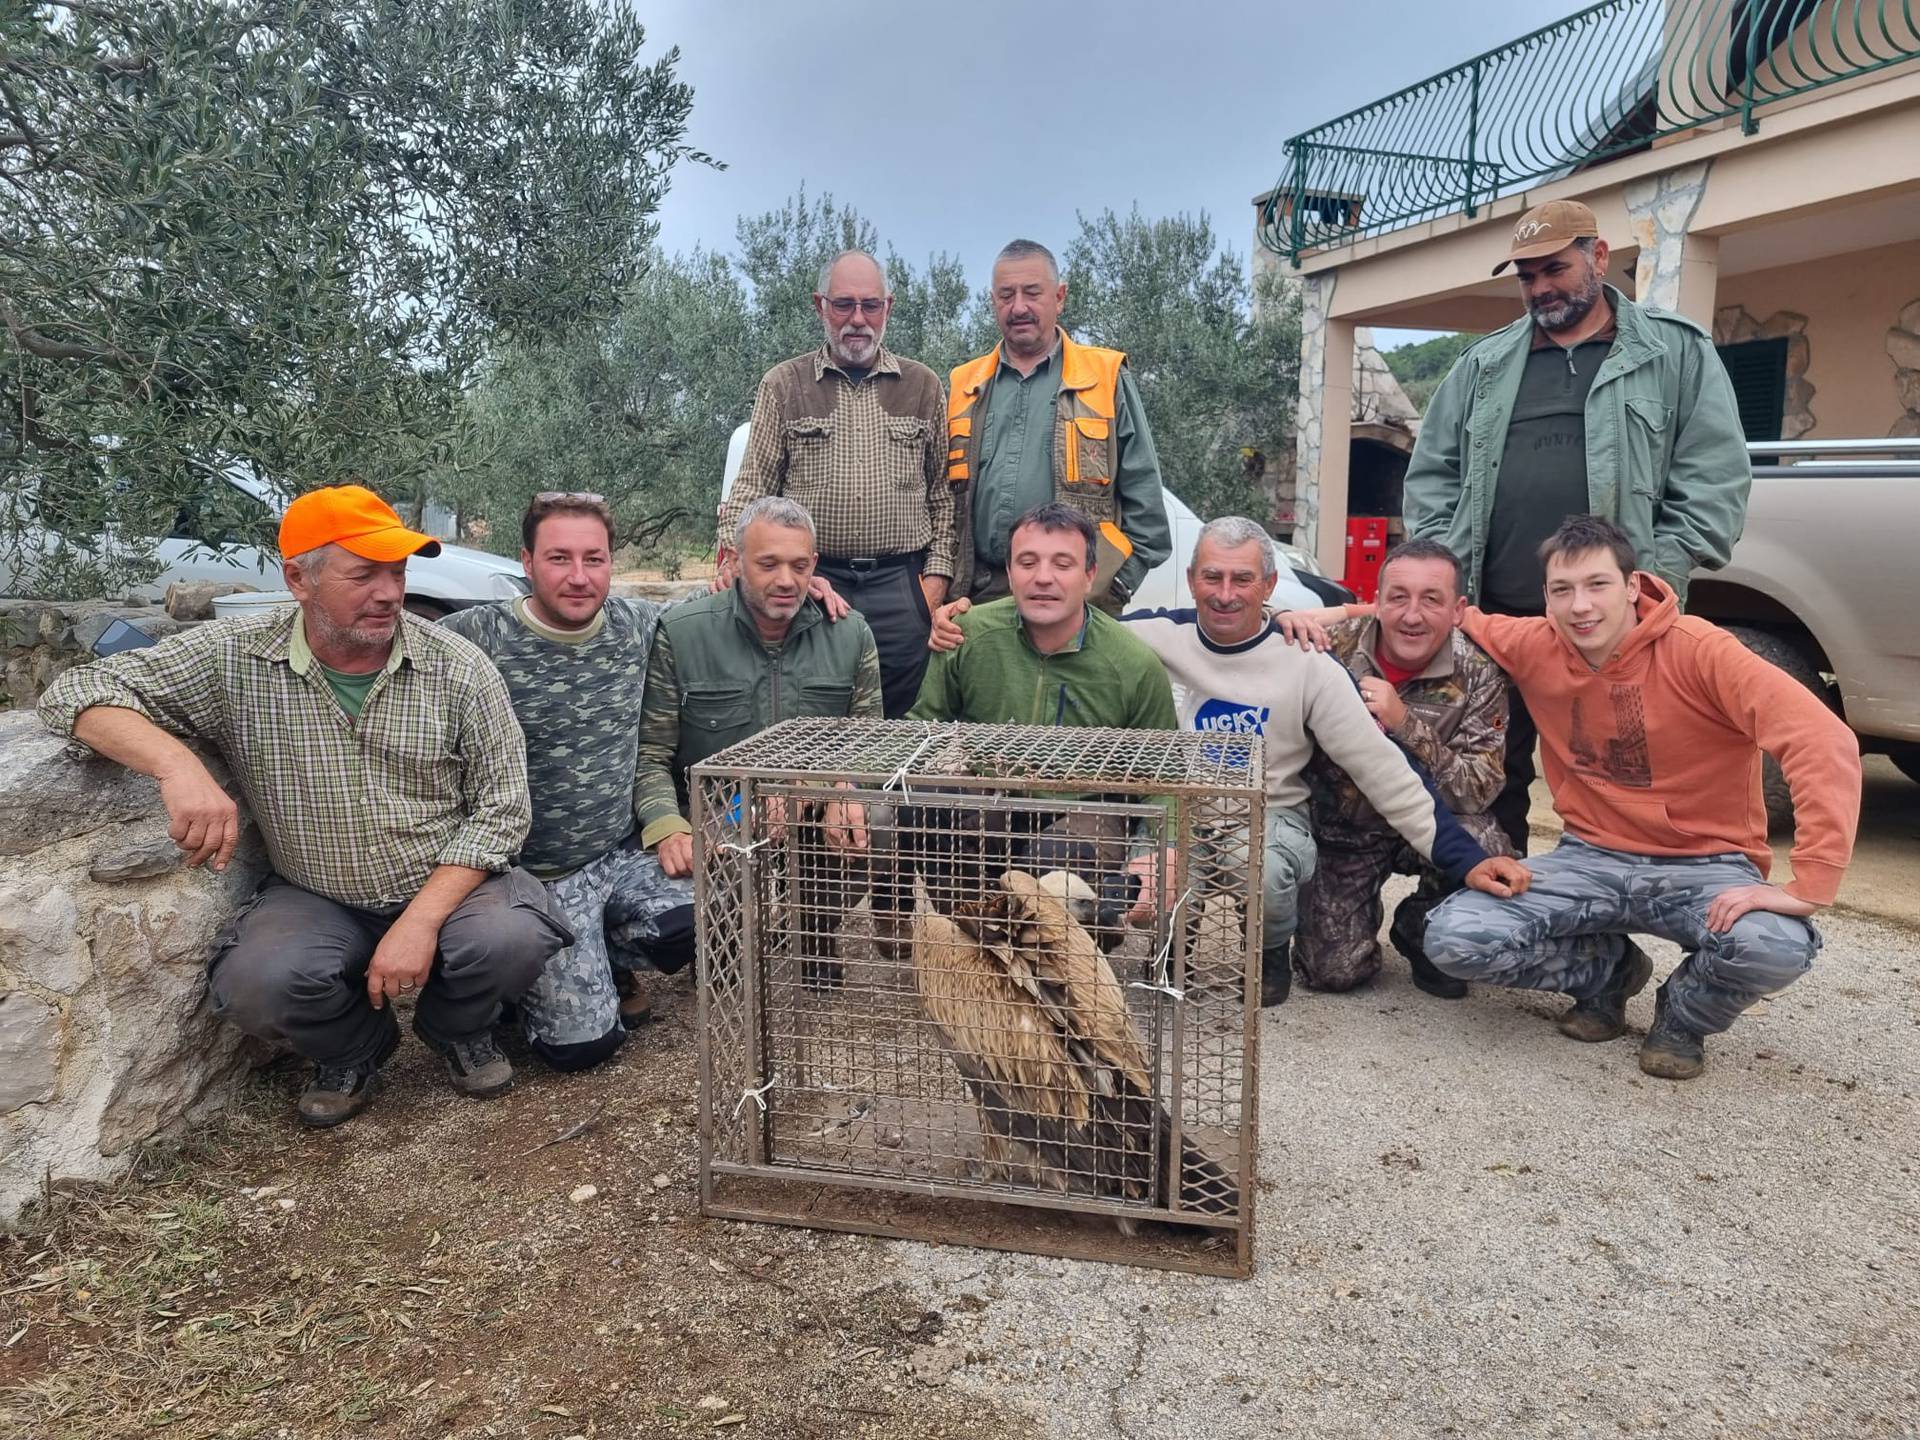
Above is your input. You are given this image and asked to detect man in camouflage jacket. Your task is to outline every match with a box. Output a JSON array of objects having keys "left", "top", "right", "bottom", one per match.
[{"left": 1296, "top": 539, "right": 1513, "bottom": 997}]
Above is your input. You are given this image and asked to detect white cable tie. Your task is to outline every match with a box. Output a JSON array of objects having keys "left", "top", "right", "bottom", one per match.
[
  {"left": 881, "top": 730, "right": 940, "bottom": 804},
  {"left": 1144, "top": 881, "right": 1199, "bottom": 980},
  {"left": 1127, "top": 979, "right": 1186, "bottom": 1003},
  {"left": 732, "top": 1075, "right": 778, "bottom": 1119},
  {"left": 717, "top": 835, "right": 771, "bottom": 857}
]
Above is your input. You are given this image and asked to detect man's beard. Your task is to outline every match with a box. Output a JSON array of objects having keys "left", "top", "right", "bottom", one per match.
[
  {"left": 307, "top": 603, "right": 395, "bottom": 656},
  {"left": 1528, "top": 265, "right": 1604, "bottom": 331},
  {"left": 829, "top": 329, "right": 879, "bottom": 367}
]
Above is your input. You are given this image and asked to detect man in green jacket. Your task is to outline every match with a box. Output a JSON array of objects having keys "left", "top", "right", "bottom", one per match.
[
  {"left": 635, "top": 496, "right": 882, "bottom": 978},
  {"left": 1402, "top": 198, "right": 1751, "bottom": 851}
]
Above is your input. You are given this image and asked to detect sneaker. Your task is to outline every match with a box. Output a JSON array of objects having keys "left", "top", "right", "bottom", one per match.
[
  {"left": 1391, "top": 914, "right": 1468, "bottom": 1000},
  {"left": 297, "top": 1023, "right": 399, "bottom": 1129},
  {"left": 1259, "top": 944, "right": 1292, "bottom": 1008},
  {"left": 1638, "top": 987, "right": 1707, "bottom": 1080},
  {"left": 1557, "top": 939, "right": 1654, "bottom": 1042},
  {"left": 413, "top": 1016, "right": 515, "bottom": 1098}
]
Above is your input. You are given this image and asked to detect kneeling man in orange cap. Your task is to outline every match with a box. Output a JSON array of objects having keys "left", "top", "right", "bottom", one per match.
[{"left": 40, "top": 486, "right": 572, "bottom": 1126}]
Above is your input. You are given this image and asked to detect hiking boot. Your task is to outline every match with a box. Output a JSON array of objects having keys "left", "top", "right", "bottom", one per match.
[
  {"left": 1391, "top": 913, "right": 1468, "bottom": 1000},
  {"left": 297, "top": 1022, "right": 399, "bottom": 1129},
  {"left": 1639, "top": 987, "right": 1707, "bottom": 1080},
  {"left": 413, "top": 1017, "right": 515, "bottom": 1098},
  {"left": 1557, "top": 939, "right": 1654, "bottom": 1043},
  {"left": 614, "top": 968, "right": 652, "bottom": 1029},
  {"left": 1259, "top": 944, "right": 1292, "bottom": 1008}
]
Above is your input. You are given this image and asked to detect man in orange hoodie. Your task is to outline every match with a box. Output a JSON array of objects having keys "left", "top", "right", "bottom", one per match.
[{"left": 1421, "top": 515, "right": 1861, "bottom": 1080}]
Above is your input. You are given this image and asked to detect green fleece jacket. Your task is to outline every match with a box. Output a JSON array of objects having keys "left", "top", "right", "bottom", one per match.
[
  {"left": 1404, "top": 285, "right": 1751, "bottom": 607},
  {"left": 908, "top": 598, "right": 1175, "bottom": 730}
]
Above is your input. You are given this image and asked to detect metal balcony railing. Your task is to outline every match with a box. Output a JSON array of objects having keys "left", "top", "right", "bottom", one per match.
[{"left": 1261, "top": 0, "right": 1920, "bottom": 263}]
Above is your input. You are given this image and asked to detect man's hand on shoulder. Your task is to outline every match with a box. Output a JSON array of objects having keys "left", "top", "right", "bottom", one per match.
[
  {"left": 928, "top": 596, "right": 971, "bottom": 653},
  {"left": 1464, "top": 855, "right": 1530, "bottom": 900},
  {"left": 809, "top": 573, "right": 852, "bottom": 621},
  {"left": 710, "top": 548, "right": 736, "bottom": 593},
  {"left": 655, "top": 830, "right": 694, "bottom": 879},
  {"left": 157, "top": 755, "right": 240, "bottom": 871},
  {"left": 1706, "top": 883, "right": 1818, "bottom": 932}
]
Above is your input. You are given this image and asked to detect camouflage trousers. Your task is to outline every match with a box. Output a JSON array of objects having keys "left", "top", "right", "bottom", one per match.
[
  {"left": 1293, "top": 811, "right": 1510, "bottom": 991},
  {"left": 530, "top": 844, "right": 696, "bottom": 1051},
  {"left": 1425, "top": 834, "right": 1821, "bottom": 1035}
]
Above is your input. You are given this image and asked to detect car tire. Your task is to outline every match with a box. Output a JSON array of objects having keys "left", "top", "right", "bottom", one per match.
[
  {"left": 1721, "top": 625, "right": 1834, "bottom": 836},
  {"left": 1887, "top": 743, "right": 1920, "bottom": 789},
  {"left": 404, "top": 596, "right": 451, "bottom": 622}
]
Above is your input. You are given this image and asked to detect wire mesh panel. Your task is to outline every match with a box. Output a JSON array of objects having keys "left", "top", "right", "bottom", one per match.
[{"left": 693, "top": 719, "right": 1264, "bottom": 1278}]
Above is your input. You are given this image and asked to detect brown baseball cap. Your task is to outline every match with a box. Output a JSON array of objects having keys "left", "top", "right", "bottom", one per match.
[{"left": 1492, "top": 199, "right": 1600, "bottom": 275}]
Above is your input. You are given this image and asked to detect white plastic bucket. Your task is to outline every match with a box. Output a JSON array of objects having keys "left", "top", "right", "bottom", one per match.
[{"left": 210, "top": 590, "right": 298, "bottom": 619}]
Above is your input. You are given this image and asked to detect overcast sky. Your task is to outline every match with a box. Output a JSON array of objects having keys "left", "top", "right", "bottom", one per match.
[{"left": 639, "top": 0, "right": 1552, "bottom": 347}]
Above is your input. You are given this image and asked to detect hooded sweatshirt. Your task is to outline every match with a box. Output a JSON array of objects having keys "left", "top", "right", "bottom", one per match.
[{"left": 1458, "top": 574, "right": 1861, "bottom": 904}]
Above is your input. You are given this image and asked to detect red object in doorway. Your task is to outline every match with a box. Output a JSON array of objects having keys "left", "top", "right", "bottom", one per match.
[{"left": 1343, "top": 516, "right": 1390, "bottom": 602}]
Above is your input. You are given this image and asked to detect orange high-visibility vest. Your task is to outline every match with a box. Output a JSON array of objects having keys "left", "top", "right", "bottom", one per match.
[{"left": 946, "top": 331, "right": 1128, "bottom": 594}]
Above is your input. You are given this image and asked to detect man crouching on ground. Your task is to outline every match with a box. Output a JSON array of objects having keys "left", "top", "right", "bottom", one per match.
[
  {"left": 441, "top": 492, "right": 699, "bottom": 1074},
  {"left": 38, "top": 486, "right": 572, "bottom": 1126},
  {"left": 1422, "top": 515, "right": 1861, "bottom": 1079}
]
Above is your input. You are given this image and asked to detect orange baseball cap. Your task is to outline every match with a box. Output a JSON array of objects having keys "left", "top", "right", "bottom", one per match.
[
  {"left": 278, "top": 484, "right": 442, "bottom": 562},
  {"left": 1492, "top": 199, "right": 1600, "bottom": 275}
]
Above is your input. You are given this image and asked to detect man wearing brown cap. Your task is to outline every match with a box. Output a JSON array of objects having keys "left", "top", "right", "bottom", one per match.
[
  {"left": 1403, "top": 198, "right": 1751, "bottom": 852},
  {"left": 39, "top": 485, "right": 571, "bottom": 1126}
]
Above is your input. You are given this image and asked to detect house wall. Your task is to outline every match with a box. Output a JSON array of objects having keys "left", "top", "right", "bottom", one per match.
[{"left": 1714, "top": 238, "right": 1920, "bottom": 439}]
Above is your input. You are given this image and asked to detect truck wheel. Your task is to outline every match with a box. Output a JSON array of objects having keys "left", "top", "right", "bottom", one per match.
[{"left": 1721, "top": 625, "right": 1832, "bottom": 836}]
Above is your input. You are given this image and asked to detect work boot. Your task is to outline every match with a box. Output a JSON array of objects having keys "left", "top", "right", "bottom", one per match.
[
  {"left": 1259, "top": 944, "right": 1292, "bottom": 1008},
  {"left": 1390, "top": 912, "right": 1468, "bottom": 1000},
  {"left": 1557, "top": 939, "right": 1654, "bottom": 1042},
  {"left": 413, "top": 1016, "right": 515, "bottom": 1098},
  {"left": 614, "top": 968, "right": 652, "bottom": 1029},
  {"left": 1638, "top": 986, "right": 1707, "bottom": 1080},
  {"left": 297, "top": 1022, "right": 399, "bottom": 1129}
]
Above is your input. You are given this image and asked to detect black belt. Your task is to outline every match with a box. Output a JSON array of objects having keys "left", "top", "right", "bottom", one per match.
[{"left": 818, "top": 550, "right": 923, "bottom": 575}]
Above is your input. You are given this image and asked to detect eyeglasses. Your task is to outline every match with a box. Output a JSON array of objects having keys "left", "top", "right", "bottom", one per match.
[
  {"left": 533, "top": 491, "right": 606, "bottom": 503},
  {"left": 822, "top": 297, "right": 887, "bottom": 318}
]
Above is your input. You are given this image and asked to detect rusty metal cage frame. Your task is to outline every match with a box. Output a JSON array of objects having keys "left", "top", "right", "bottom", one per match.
[{"left": 692, "top": 718, "right": 1265, "bottom": 1278}]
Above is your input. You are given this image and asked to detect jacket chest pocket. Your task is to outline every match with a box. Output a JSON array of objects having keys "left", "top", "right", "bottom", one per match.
[
  {"left": 1623, "top": 397, "right": 1673, "bottom": 497},
  {"left": 793, "top": 679, "right": 854, "bottom": 718},
  {"left": 682, "top": 683, "right": 754, "bottom": 742},
  {"left": 1063, "top": 415, "right": 1112, "bottom": 489},
  {"left": 884, "top": 416, "right": 930, "bottom": 490},
  {"left": 782, "top": 417, "right": 835, "bottom": 500}
]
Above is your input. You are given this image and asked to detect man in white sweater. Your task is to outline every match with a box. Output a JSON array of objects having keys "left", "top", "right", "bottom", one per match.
[{"left": 933, "top": 517, "right": 1527, "bottom": 1005}]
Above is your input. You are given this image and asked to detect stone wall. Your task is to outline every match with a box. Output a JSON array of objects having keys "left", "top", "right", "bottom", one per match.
[
  {"left": 1888, "top": 298, "right": 1920, "bottom": 438},
  {"left": 0, "top": 709, "right": 265, "bottom": 1225},
  {"left": 1, "top": 599, "right": 188, "bottom": 711}
]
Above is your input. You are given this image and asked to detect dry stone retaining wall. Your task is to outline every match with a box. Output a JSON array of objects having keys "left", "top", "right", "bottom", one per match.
[{"left": 0, "top": 709, "right": 265, "bottom": 1225}]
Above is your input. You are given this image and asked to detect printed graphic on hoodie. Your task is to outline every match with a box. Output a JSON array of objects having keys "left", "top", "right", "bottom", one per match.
[{"left": 1568, "top": 684, "right": 1653, "bottom": 788}]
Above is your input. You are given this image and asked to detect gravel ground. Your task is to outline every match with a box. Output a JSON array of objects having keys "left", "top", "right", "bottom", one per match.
[{"left": 884, "top": 889, "right": 1920, "bottom": 1440}]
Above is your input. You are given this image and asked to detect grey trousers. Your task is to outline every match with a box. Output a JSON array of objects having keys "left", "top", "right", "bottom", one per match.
[
  {"left": 1198, "top": 804, "right": 1317, "bottom": 953},
  {"left": 207, "top": 869, "right": 573, "bottom": 1069},
  {"left": 534, "top": 845, "right": 695, "bottom": 1052},
  {"left": 1425, "top": 834, "right": 1821, "bottom": 1035}
]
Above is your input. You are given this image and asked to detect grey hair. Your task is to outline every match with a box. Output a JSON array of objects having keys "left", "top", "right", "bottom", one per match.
[
  {"left": 1191, "top": 517, "right": 1277, "bottom": 579},
  {"left": 286, "top": 542, "right": 337, "bottom": 578},
  {"left": 734, "top": 495, "right": 816, "bottom": 552},
  {"left": 815, "top": 249, "right": 888, "bottom": 295},
  {"left": 994, "top": 238, "right": 1059, "bottom": 282},
  {"left": 1572, "top": 235, "right": 1599, "bottom": 257}
]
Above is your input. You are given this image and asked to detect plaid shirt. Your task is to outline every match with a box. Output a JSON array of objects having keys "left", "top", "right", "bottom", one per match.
[
  {"left": 38, "top": 609, "right": 530, "bottom": 911},
  {"left": 719, "top": 345, "right": 955, "bottom": 577}
]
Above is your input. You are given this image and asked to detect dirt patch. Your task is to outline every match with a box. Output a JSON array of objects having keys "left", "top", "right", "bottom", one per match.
[{"left": 0, "top": 981, "right": 1033, "bottom": 1440}]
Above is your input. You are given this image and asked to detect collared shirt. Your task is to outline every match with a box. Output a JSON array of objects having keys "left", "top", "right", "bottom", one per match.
[
  {"left": 721, "top": 344, "right": 955, "bottom": 576},
  {"left": 38, "top": 608, "right": 530, "bottom": 911},
  {"left": 968, "top": 345, "right": 1170, "bottom": 594}
]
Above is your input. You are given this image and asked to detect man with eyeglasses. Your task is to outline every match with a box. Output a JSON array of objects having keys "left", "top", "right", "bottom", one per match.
[
  {"left": 946, "top": 238, "right": 1172, "bottom": 613},
  {"left": 717, "top": 249, "right": 952, "bottom": 718}
]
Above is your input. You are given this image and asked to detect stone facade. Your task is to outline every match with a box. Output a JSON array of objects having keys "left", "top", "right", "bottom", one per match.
[
  {"left": 1625, "top": 161, "right": 1712, "bottom": 312},
  {"left": 1714, "top": 304, "right": 1817, "bottom": 439},
  {"left": 1888, "top": 298, "right": 1920, "bottom": 438},
  {"left": 0, "top": 709, "right": 266, "bottom": 1225},
  {"left": 1291, "top": 271, "right": 1337, "bottom": 556},
  {"left": 1, "top": 599, "right": 188, "bottom": 711}
]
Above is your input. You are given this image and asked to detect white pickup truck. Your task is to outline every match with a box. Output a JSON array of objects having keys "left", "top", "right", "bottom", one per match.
[{"left": 1688, "top": 438, "right": 1920, "bottom": 828}]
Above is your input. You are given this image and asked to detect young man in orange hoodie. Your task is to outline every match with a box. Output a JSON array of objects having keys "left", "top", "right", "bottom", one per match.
[{"left": 1421, "top": 515, "right": 1861, "bottom": 1080}]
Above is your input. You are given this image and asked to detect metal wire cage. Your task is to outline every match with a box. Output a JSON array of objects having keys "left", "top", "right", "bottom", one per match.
[{"left": 692, "top": 718, "right": 1264, "bottom": 1278}]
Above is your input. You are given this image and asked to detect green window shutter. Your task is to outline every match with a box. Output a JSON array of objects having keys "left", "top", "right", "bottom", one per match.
[{"left": 1715, "top": 337, "right": 1788, "bottom": 443}]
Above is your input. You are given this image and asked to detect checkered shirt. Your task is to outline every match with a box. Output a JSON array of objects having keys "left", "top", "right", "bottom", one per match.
[
  {"left": 719, "top": 345, "right": 955, "bottom": 576},
  {"left": 38, "top": 608, "right": 531, "bottom": 910}
]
